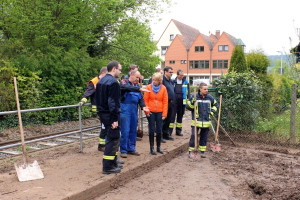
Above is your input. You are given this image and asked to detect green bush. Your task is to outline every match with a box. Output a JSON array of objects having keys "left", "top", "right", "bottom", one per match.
[{"left": 213, "top": 72, "right": 264, "bottom": 130}]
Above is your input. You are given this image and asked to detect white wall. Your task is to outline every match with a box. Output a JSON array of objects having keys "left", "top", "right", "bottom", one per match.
[{"left": 155, "top": 21, "right": 181, "bottom": 68}]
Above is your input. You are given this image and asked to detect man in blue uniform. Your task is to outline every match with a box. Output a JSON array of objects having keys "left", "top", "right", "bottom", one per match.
[
  {"left": 96, "top": 61, "right": 122, "bottom": 174},
  {"left": 119, "top": 70, "right": 149, "bottom": 158}
]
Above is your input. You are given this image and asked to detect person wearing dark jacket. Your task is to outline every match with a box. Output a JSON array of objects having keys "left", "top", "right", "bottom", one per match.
[
  {"left": 96, "top": 60, "right": 122, "bottom": 174},
  {"left": 124, "top": 64, "right": 138, "bottom": 79},
  {"left": 79, "top": 67, "right": 107, "bottom": 151},
  {"left": 186, "top": 82, "right": 218, "bottom": 158},
  {"left": 162, "top": 66, "right": 175, "bottom": 141},
  {"left": 169, "top": 69, "right": 189, "bottom": 136},
  {"left": 119, "top": 71, "right": 149, "bottom": 158}
]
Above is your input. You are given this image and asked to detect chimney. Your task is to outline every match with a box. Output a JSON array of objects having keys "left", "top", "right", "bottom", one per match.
[{"left": 216, "top": 30, "right": 220, "bottom": 38}]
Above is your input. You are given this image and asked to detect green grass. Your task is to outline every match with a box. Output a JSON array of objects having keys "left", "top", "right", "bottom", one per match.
[{"left": 256, "top": 100, "right": 300, "bottom": 140}]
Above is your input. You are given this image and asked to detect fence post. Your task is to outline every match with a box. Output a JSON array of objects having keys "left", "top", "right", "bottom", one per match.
[
  {"left": 290, "top": 84, "right": 297, "bottom": 143},
  {"left": 78, "top": 106, "right": 83, "bottom": 152}
]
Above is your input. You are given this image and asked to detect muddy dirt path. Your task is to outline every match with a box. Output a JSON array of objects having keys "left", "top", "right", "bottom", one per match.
[
  {"left": 95, "top": 152, "right": 250, "bottom": 200},
  {"left": 1, "top": 114, "right": 300, "bottom": 200},
  {"left": 95, "top": 145, "right": 300, "bottom": 200}
]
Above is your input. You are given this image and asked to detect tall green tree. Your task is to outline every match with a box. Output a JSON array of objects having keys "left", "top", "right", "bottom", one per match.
[
  {"left": 104, "top": 18, "right": 159, "bottom": 77},
  {"left": 0, "top": 0, "right": 169, "bottom": 124},
  {"left": 228, "top": 45, "right": 247, "bottom": 73},
  {"left": 246, "top": 49, "right": 270, "bottom": 74}
]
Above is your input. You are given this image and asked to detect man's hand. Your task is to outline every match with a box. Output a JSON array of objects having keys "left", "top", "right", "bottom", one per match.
[
  {"left": 111, "top": 121, "right": 118, "bottom": 129},
  {"left": 79, "top": 97, "right": 87, "bottom": 106},
  {"left": 162, "top": 116, "right": 166, "bottom": 120},
  {"left": 143, "top": 107, "right": 150, "bottom": 113},
  {"left": 139, "top": 88, "right": 150, "bottom": 93},
  {"left": 146, "top": 112, "right": 152, "bottom": 117}
]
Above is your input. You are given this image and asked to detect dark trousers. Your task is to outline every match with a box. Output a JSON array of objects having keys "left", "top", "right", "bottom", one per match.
[
  {"left": 147, "top": 112, "right": 163, "bottom": 148},
  {"left": 100, "top": 113, "right": 120, "bottom": 170},
  {"left": 162, "top": 100, "right": 174, "bottom": 138},
  {"left": 147, "top": 112, "right": 163, "bottom": 136},
  {"left": 189, "top": 127, "right": 209, "bottom": 152},
  {"left": 170, "top": 96, "right": 184, "bottom": 132}
]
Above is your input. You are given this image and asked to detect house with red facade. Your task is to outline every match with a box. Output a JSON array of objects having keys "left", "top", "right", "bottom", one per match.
[{"left": 156, "top": 19, "right": 245, "bottom": 84}]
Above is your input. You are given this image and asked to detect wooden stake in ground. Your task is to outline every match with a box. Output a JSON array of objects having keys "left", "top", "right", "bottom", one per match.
[
  {"left": 13, "top": 77, "right": 44, "bottom": 182},
  {"left": 211, "top": 95, "right": 222, "bottom": 152},
  {"left": 189, "top": 88, "right": 200, "bottom": 161}
]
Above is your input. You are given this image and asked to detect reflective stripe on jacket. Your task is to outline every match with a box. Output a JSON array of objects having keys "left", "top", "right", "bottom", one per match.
[{"left": 186, "top": 92, "right": 218, "bottom": 128}]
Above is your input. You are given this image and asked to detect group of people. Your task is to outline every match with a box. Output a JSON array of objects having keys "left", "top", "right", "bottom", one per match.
[{"left": 80, "top": 60, "right": 219, "bottom": 174}]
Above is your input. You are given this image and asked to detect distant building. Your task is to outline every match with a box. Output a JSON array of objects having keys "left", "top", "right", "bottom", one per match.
[{"left": 155, "top": 19, "right": 245, "bottom": 84}]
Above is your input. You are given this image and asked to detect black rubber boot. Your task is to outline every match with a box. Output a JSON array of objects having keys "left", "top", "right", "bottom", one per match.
[
  {"left": 149, "top": 134, "right": 156, "bottom": 155},
  {"left": 176, "top": 128, "right": 183, "bottom": 136},
  {"left": 156, "top": 134, "right": 164, "bottom": 154}
]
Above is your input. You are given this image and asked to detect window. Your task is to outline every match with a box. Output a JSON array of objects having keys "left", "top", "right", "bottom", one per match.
[
  {"left": 205, "top": 60, "right": 209, "bottom": 69},
  {"left": 200, "top": 76, "right": 209, "bottom": 79},
  {"left": 224, "top": 60, "right": 228, "bottom": 68},
  {"left": 213, "top": 60, "right": 229, "bottom": 69},
  {"left": 189, "top": 61, "right": 193, "bottom": 69},
  {"left": 181, "top": 60, "right": 187, "bottom": 64},
  {"left": 212, "top": 76, "right": 220, "bottom": 80},
  {"left": 195, "top": 46, "right": 204, "bottom": 52},
  {"left": 218, "top": 45, "right": 229, "bottom": 51},
  {"left": 161, "top": 46, "right": 168, "bottom": 55},
  {"left": 189, "top": 60, "right": 209, "bottom": 69},
  {"left": 218, "top": 45, "right": 223, "bottom": 51},
  {"left": 189, "top": 76, "right": 193, "bottom": 85},
  {"left": 194, "top": 60, "right": 199, "bottom": 69},
  {"left": 213, "top": 60, "right": 218, "bottom": 69},
  {"left": 199, "top": 60, "right": 205, "bottom": 69},
  {"left": 169, "top": 60, "right": 175, "bottom": 64},
  {"left": 170, "top": 34, "right": 174, "bottom": 41},
  {"left": 224, "top": 45, "right": 229, "bottom": 51},
  {"left": 218, "top": 60, "right": 223, "bottom": 69}
]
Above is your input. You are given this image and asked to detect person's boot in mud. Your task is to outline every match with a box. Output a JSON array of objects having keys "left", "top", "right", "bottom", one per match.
[
  {"left": 176, "top": 127, "right": 183, "bottom": 136},
  {"left": 149, "top": 133, "right": 156, "bottom": 155},
  {"left": 156, "top": 134, "right": 164, "bottom": 154}
]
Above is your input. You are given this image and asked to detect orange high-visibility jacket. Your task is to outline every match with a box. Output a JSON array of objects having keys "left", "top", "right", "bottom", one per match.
[{"left": 144, "top": 84, "right": 168, "bottom": 117}]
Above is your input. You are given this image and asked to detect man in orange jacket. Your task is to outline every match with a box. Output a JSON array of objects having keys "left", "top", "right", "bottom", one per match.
[{"left": 79, "top": 67, "right": 107, "bottom": 151}]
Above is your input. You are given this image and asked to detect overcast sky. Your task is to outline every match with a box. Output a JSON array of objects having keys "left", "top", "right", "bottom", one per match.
[{"left": 150, "top": 0, "right": 300, "bottom": 56}]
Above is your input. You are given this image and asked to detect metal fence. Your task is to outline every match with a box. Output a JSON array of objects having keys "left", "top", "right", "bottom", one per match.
[{"left": 0, "top": 103, "right": 100, "bottom": 152}]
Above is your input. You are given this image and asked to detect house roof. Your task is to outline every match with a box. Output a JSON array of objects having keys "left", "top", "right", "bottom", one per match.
[
  {"left": 200, "top": 33, "right": 216, "bottom": 50},
  {"left": 158, "top": 19, "right": 245, "bottom": 50},
  {"left": 223, "top": 32, "right": 237, "bottom": 45},
  {"left": 172, "top": 19, "right": 200, "bottom": 49}
]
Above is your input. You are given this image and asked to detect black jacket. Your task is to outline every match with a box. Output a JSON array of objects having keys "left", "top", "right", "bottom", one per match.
[
  {"left": 95, "top": 74, "right": 120, "bottom": 124},
  {"left": 162, "top": 75, "right": 175, "bottom": 101}
]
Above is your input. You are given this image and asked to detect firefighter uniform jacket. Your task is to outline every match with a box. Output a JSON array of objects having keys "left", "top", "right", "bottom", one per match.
[
  {"left": 95, "top": 74, "right": 120, "bottom": 125},
  {"left": 172, "top": 77, "right": 189, "bottom": 105},
  {"left": 186, "top": 91, "right": 218, "bottom": 128},
  {"left": 82, "top": 76, "right": 99, "bottom": 105}
]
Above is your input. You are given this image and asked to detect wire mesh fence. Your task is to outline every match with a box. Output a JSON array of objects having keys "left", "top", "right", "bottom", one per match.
[{"left": 209, "top": 84, "right": 299, "bottom": 147}]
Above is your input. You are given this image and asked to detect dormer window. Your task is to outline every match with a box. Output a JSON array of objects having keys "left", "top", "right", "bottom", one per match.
[{"left": 170, "top": 34, "right": 174, "bottom": 41}]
